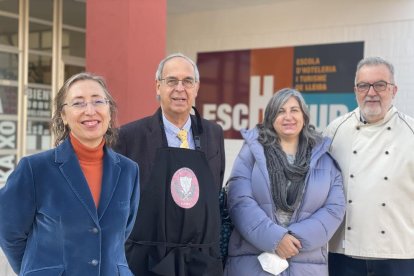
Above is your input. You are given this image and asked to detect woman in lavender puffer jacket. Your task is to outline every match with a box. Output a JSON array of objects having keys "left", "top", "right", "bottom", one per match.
[{"left": 224, "top": 88, "right": 346, "bottom": 276}]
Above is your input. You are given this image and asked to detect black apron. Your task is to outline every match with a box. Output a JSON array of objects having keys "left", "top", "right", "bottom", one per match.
[{"left": 126, "top": 111, "right": 223, "bottom": 276}]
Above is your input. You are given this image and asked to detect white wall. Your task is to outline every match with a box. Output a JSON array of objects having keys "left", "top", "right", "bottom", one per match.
[{"left": 167, "top": 0, "right": 414, "bottom": 182}]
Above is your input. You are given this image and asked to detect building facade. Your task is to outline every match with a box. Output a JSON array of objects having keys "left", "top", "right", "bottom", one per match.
[{"left": 0, "top": 0, "right": 85, "bottom": 188}]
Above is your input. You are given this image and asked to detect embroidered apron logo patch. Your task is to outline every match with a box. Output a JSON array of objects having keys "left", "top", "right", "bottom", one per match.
[{"left": 171, "top": 167, "right": 199, "bottom": 209}]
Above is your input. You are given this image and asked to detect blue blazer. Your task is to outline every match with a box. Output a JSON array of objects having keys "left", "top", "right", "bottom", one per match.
[{"left": 0, "top": 138, "right": 140, "bottom": 276}]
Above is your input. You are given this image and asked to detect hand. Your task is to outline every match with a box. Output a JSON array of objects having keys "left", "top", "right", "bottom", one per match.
[{"left": 275, "top": 233, "right": 302, "bottom": 259}]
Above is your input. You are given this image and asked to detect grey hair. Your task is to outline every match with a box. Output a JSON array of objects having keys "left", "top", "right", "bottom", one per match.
[
  {"left": 155, "top": 53, "right": 200, "bottom": 82},
  {"left": 355, "top": 56, "right": 395, "bottom": 84},
  {"left": 258, "top": 88, "right": 321, "bottom": 147},
  {"left": 51, "top": 72, "right": 118, "bottom": 147}
]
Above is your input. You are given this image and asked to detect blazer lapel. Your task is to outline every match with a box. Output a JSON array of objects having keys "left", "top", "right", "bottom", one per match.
[
  {"left": 56, "top": 139, "right": 98, "bottom": 224},
  {"left": 148, "top": 109, "right": 164, "bottom": 160},
  {"left": 97, "top": 148, "right": 121, "bottom": 219},
  {"left": 199, "top": 120, "right": 209, "bottom": 154}
]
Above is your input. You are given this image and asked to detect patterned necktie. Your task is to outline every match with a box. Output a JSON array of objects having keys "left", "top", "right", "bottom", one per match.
[{"left": 177, "top": 129, "right": 189, "bottom": 149}]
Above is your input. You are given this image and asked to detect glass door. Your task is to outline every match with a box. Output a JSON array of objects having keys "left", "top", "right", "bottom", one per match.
[
  {"left": 0, "top": 1, "right": 19, "bottom": 187},
  {"left": 0, "top": 0, "right": 85, "bottom": 274}
]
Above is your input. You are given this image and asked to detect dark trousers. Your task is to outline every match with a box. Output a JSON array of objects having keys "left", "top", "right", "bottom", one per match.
[{"left": 329, "top": 253, "right": 414, "bottom": 276}]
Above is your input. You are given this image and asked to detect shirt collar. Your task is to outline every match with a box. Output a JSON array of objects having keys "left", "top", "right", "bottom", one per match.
[{"left": 162, "top": 113, "right": 192, "bottom": 136}]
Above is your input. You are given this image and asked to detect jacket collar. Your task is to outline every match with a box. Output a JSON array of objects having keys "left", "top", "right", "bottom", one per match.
[
  {"left": 152, "top": 107, "right": 205, "bottom": 152},
  {"left": 54, "top": 138, "right": 121, "bottom": 223},
  {"left": 354, "top": 105, "right": 398, "bottom": 126},
  {"left": 240, "top": 128, "right": 270, "bottom": 184},
  {"left": 240, "top": 128, "right": 331, "bottom": 179}
]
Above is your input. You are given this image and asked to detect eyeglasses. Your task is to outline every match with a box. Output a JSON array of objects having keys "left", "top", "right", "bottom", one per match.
[
  {"left": 160, "top": 77, "right": 196, "bottom": 89},
  {"left": 62, "top": 98, "right": 109, "bottom": 109},
  {"left": 355, "top": 81, "right": 394, "bottom": 94}
]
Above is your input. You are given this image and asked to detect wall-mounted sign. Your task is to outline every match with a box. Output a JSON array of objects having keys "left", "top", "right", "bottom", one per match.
[
  {"left": 197, "top": 42, "right": 363, "bottom": 138},
  {"left": 26, "top": 86, "right": 52, "bottom": 151},
  {"left": 27, "top": 87, "right": 51, "bottom": 118}
]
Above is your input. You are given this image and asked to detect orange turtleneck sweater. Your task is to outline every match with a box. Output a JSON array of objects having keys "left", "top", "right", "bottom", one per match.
[{"left": 70, "top": 133, "right": 105, "bottom": 207}]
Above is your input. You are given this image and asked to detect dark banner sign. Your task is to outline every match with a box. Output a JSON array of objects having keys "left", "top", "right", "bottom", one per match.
[{"left": 197, "top": 42, "right": 364, "bottom": 139}]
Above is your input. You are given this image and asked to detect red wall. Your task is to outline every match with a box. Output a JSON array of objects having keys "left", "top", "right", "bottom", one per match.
[{"left": 86, "top": 0, "right": 166, "bottom": 126}]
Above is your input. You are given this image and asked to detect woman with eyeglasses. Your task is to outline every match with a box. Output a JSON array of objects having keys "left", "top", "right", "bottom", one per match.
[{"left": 0, "top": 72, "right": 140, "bottom": 275}]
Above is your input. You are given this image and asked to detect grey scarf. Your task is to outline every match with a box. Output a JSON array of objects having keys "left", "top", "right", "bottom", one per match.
[{"left": 263, "top": 137, "right": 312, "bottom": 212}]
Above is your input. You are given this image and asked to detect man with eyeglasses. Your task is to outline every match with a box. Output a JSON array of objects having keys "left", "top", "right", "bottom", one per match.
[
  {"left": 115, "top": 53, "right": 225, "bottom": 276},
  {"left": 324, "top": 56, "right": 414, "bottom": 276}
]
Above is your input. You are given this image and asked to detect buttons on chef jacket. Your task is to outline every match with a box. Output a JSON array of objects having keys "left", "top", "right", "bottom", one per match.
[
  {"left": 346, "top": 192, "right": 353, "bottom": 230},
  {"left": 353, "top": 150, "right": 357, "bottom": 154},
  {"left": 89, "top": 259, "right": 99, "bottom": 266},
  {"left": 387, "top": 126, "right": 391, "bottom": 130},
  {"left": 385, "top": 150, "right": 389, "bottom": 155},
  {"left": 379, "top": 203, "right": 387, "bottom": 234}
]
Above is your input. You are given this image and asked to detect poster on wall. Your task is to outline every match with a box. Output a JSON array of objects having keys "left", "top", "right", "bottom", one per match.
[
  {"left": 197, "top": 41, "right": 364, "bottom": 139},
  {"left": 27, "top": 86, "right": 51, "bottom": 118},
  {"left": 26, "top": 86, "right": 52, "bottom": 151}
]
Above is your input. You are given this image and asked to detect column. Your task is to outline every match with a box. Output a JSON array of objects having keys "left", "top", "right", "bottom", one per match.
[{"left": 86, "top": 0, "right": 166, "bottom": 125}]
